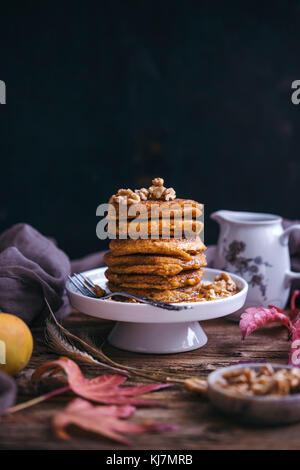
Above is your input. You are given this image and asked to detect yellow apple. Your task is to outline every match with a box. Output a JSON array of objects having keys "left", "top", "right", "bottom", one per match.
[{"left": 0, "top": 313, "right": 33, "bottom": 375}]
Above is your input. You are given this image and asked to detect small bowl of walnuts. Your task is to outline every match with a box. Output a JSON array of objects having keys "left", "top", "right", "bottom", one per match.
[{"left": 207, "top": 363, "right": 300, "bottom": 425}]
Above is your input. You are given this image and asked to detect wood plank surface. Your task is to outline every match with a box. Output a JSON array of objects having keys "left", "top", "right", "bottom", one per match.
[{"left": 0, "top": 314, "right": 295, "bottom": 450}]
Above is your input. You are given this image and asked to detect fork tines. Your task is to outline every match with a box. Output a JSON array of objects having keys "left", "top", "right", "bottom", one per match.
[
  {"left": 68, "top": 273, "right": 192, "bottom": 311},
  {"left": 68, "top": 274, "right": 96, "bottom": 297}
]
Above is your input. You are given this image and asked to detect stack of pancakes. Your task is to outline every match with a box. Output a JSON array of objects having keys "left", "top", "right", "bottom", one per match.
[
  {"left": 107, "top": 198, "right": 203, "bottom": 239},
  {"left": 104, "top": 198, "right": 207, "bottom": 302}
]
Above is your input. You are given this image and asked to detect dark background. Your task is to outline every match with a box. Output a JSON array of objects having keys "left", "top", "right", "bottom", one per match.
[{"left": 1, "top": 0, "right": 300, "bottom": 259}]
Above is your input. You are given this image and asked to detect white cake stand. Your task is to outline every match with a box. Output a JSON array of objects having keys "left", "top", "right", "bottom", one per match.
[{"left": 66, "top": 267, "right": 248, "bottom": 354}]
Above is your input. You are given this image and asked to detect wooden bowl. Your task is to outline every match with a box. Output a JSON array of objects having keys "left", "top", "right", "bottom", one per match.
[{"left": 207, "top": 363, "right": 300, "bottom": 425}]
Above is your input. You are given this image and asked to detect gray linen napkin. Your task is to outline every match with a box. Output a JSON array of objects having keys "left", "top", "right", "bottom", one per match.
[
  {"left": 0, "top": 223, "right": 106, "bottom": 326},
  {"left": 0, "top": 223, "right": 71, "bottom": 324}
]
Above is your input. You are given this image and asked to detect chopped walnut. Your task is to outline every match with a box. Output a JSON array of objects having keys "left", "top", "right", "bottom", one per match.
[
  {"left": 152, "top": 177, "right": 164, "bottom": 186},
  {"left": 184, "top": 377, "right": 208, "bottom": 397},
  {"left": 117, "top": 189, "right": 134, "bottom": 196},
  {"left": 134, "top": 188, "right": 149, "bottom": 201},
  {"left": 197, "top": 273, "right": 237, "bottom": 301},
  {"left": 110, "top": 188, "right": 141, "bottom": 205},
  {"left": 222, "top": 368, "right": 245, "bottom": 379},
  {"left": 273, "top": 370, "right": 290, "bottom": 395},
  {"left": 163, "top": 187, "right": 176, "bottom": 201},
  {"left": 289, "top": 368, "right": 300, "bottom": 390},
  {"left": 149, "top": 177, "right": 177, "bottom": 200},
  {"left": 93, "top": 285, "right": 106, "bottom": 298},
  {"left": 215, "top": 272, "right": 236, "bottom": 292},
  {"left": 127, "top": 192, "right": 141, "bottom": 204},
  {"left": 112, "top": 195, "right": 128, "bottom": 205},
  {"left": 217, "top": 365, "right": 300, "bottom": 396},
  {"left": 260, "top": 364, "right": 274, "bottom": 376},
  {"left": 109, "top": 177, "right": 177, "bottom": 203},
  {"left": 252, "top": 378, "right": 275, "bottom": 395},
  {"left": 149, "top": 184, "right": 166, "bottom": 199}
]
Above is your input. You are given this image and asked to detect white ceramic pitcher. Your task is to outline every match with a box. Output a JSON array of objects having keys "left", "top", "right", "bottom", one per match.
[{"left": 211, "top": 210, "right": 300, "bottom": 319}]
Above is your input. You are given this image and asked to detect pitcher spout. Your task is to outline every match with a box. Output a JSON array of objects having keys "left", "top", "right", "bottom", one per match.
[
  {"left": 211, "top": 210, "right": 282, "bottom": 226},
  {"left": 210, "top": 210, "right": 233, "bottom": 225}
]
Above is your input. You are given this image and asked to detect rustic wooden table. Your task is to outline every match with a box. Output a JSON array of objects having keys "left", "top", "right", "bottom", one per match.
[{"left": 0, "top": 313, "right": 297, "bottom": 450}]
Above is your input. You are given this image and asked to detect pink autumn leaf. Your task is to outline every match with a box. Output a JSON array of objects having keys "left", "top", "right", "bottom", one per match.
[
  {"left": 289, "top": 307, "right": 300, "bottom": 367},
  {"left": 289, "top": 327, "right": 300, "bottom": 366},
  {"left": 289, "top": 292, "right": 300, "bottom": 365},
  {"left": 32, "top": 357, "right": 170, "bottom": 406},
  {"left": 239, "top": 292, "right": 300, "bottom": 367},
  {"left": 53, "top": 398, "right": 177, "bottom": 445},
  {"left": 239, "top": 306, "right": 292, "bottom": 340},
  {"left": 290, "top": 290, "right": 300, "bottom": 323}
]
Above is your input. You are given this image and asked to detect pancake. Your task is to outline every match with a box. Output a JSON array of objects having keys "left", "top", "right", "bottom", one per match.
[
  {"left": 109, "top": 237, "right": 206, "bottom": 260},
  {"left": 106, "top": 265, "right": 189, "bottom": 276},
  {"left": 105, "top": 268, "right": 204, "bottom": 290},
  {"left": 107, "top": 198, "right": 203, "bottom": 221},
  {"left": 104, "top": 252, "right": 207, "bottom": 276},
  {"left": 107, "top": 281, "right": 204, "bottom": 303},
  {"left": 104, "top": 251, "right": 206, "bottom": 268},
  {"left": 107, "top": 218, "right": 203, "bottom": 238}
]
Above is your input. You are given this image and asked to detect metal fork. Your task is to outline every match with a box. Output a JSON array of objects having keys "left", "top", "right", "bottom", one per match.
[{"left": 68, "top": 272, "right": 192, "bottom": 311}]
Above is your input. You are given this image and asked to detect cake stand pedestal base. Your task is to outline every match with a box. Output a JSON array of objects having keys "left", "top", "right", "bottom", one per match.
[{"left": 108, "top": 321, "right": 208, "bottom": 354}]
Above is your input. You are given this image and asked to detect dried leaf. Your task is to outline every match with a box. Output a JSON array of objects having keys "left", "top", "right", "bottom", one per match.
[
  {"left": 240, "top": 306, "right": 292, "bottom": 340},
  {"left": 53, "top": 398, "right": 177, "bottom": 445},
  {"left": 239, "top": 292, "right": 300, "bottom": 368},
  {"left": 289, "top": 312, "right": 300, "bottom": 366},
  {"left": 32, "top": 357, "right": 170, "bottom": 406}
]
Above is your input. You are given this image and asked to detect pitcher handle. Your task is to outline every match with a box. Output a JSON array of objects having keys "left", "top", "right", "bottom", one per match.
[
  {"left": 285, "top": 270, "right": 300, "bottom": 287},
  {"left": 280, "top": 224, "right": 300, "bottom": 286},
  {"left": 280, "top": 224, "right": 300, "bottom": 246}
]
